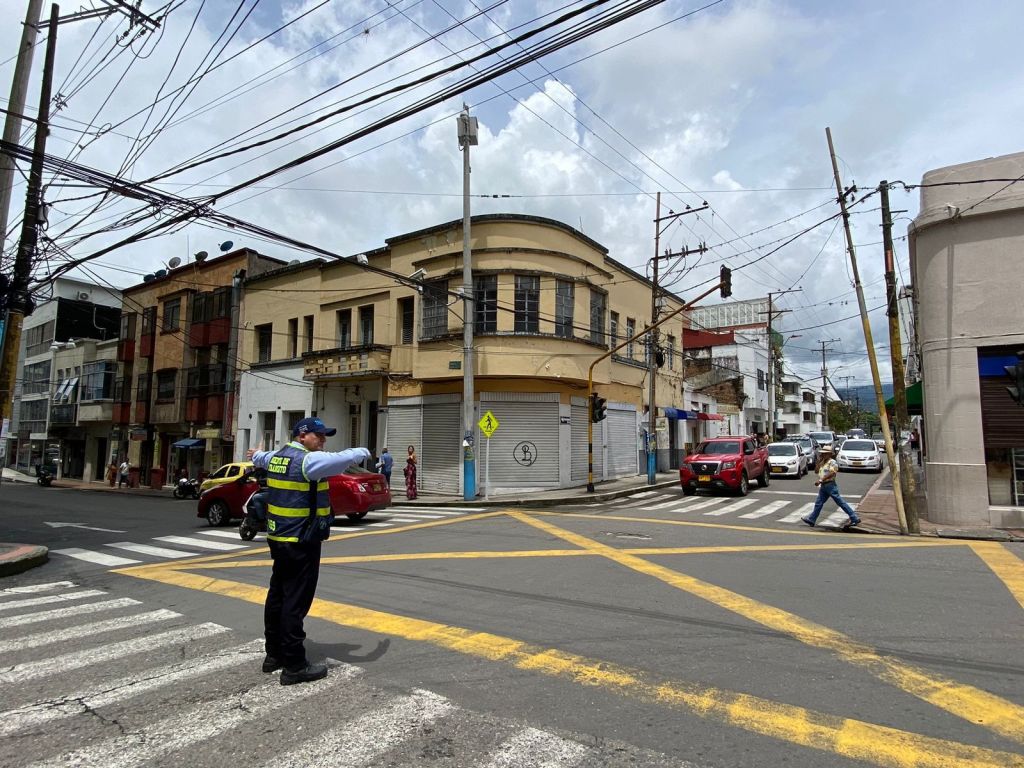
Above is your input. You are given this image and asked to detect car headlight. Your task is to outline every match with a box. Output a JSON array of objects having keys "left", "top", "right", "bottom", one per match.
[
  {"left": 787, "top": 460, "right": 797, "bottom": 466},
  {"left": 720, "top": 460, "right": 736, "bottom": 470}
]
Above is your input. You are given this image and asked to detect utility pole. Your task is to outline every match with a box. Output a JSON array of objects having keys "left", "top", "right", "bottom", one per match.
[
  {"left": 0, "top": 3, "right": 59, "bottom": 426},
  {"left": 759, "top": 289, "right": 799, "bottom": 439},
  {"left": 817, "top": 339, "right": 838, "bottom": 428},
  {"left": 880, "top": 180, "right": 919, "bottom": 532},
  {"left": 458, "top": 105, "right": 478, "bottom": 500},
  {"left": 647, "top": 193, "right": 707, "bottom": 484},
  {"left": 826, "top": 127, "right": 908, "bottom": 534},
  {"left": 0, "top": 0, "right": 45, "bottom": 257}
]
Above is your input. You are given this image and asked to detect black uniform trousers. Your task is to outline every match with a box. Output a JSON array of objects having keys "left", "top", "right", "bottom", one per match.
[{"left": 265, "top": 539, "right": 322, "bottom": 671}]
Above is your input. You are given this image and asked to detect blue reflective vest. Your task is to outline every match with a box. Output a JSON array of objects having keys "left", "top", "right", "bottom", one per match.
[{"left": 265, "top": 441, "right": 332, "bottom": 543}]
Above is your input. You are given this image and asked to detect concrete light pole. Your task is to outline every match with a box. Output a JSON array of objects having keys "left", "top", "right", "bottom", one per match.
[{"left": 458, "top": 105, "right": 478, "bottom": 500}]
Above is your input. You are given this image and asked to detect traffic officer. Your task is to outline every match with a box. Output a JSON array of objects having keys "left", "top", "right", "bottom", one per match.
[{"left": 248, "top": 417, "right": 370, "bottom": 685}]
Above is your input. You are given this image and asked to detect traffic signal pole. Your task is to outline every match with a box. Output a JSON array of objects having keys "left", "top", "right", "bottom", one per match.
[{"left": 588, "top": 278, "right": 727, "bottom": 492}]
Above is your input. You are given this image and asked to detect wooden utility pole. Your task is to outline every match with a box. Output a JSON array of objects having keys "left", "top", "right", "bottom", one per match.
[
  {"left": 647, "top": 194, "right": 706, "bottom": 484},
  {"left": 826, "top": 127, "right": 908, "bottom": 534},
  {"left": 880, "top": 180, "right": 919, "bottom": 532},
  {"left": 0, "top": 3, "right": 59, "bottom": 425},
  {"left": 818, "top": 338, "right": 838, "bottom": 428}
]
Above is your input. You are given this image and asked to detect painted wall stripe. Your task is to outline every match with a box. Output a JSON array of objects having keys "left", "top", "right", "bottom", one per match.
[
  {"left": 0, "top": 622, "right": 228, "bottom": 684},
  {"left": 511, "top": 511, "right": 1024, "bottom": 746},
  {"left": 0, "top": 597, "right": 141, "bottom": 628},
  {"left": 117, "top": 565, "right": 1024, "bottom": 768},
  {"left": 0, "top": 609, "right": 179, "bottom": 652},
  {"left": 0, "top": 589, "right": 106, "bottom": 612},
  {"left": 0, "top": 642, "right": 264, "bottom": 738},
  {"left": 264, "top": 688, "right": 453, "bottom": 768}
]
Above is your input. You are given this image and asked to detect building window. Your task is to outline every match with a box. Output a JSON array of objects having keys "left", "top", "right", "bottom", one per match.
[
  {"left": 590, "top": 291, "right": 605, "bottom": 344},
  {"left": 255, "top": 323, "right": 272, "bottom": 363},
  {"left": 212, "top": 286, "right": 231, "bottom": 318},
  {"left": 288, "top": 318, "right": 298, "bottom": 358},
  {"left": 189, "top": 292, "right": 211, "bottom": 325},
  {"left": 757, "top": 369, "right": 767, "bottom": 391},
  {"left": 303, "top": 315, "right": 314, "bottom": 353},
  {"left": 161, "top": 298, "right": 181, "bottom": 332},
  {"left": 398, "top": 297, "right": 414, "bottom": 344},
  {"left": 141, "top": 306, "right": 156, "bottom": 336},
  {"left": 22, "top": 360, "right": 51, "bottom": 395},
  {"left": 136, "top": 372, "right": 151, "bottom": 403},
  {"left": 555, "top": 279, "right": 574, "bottom": 338},
  {"left": 336, "top": 309, "right": 352, "bottom": 349},
  {"left": 119, "top": 312, "right": 136, "bottom": 340},
  {"left": 359, "top": 305, "right": 374, "bottom": 345},
  {"left": 155, "top": 369, "right": 177, "bottom": 402},
  {"left": 24, "top": 320, "right": 54, "bottom": 357},
  {"left": 626, "top": 318, "right": 636, "bottom": 358},
  {"left": 474, "top": 275, "right": 497, "bottom": 334},
  {"left": 666, "top": 335, "right": 676, "bottom": 370},
  {"left": 81, "top": 361, "right": 116, "bottom": 401},
  {"left": 422, "top": 280, "right": 448, "bottom": 339},
  {"left": 610, "top": 311, "right": 619, "bottom": 349},
  {"left": 514, "top": 275, "right": 540, "bottom": 333}
]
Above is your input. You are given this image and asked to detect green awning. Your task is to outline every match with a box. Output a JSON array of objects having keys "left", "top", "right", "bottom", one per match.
[{"left": 884, "top": 381, "right": 922, "bottom": 415}]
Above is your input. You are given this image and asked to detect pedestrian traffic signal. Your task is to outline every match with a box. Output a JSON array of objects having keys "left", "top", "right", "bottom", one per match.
[
  {"left": 720, "top": 266, "right": 732, "bottom": 298},
  {"left": 590, "top": 392, "right": 608, "bottom": 423},
  {"left": 1005, "top": 350, "right": 1024, "bottom": 406}
]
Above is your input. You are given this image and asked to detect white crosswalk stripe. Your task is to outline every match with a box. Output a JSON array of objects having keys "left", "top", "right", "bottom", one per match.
[
  {"left": 0, "top": 581, "right": 76, "bottom": 594},
  {"left": 480, "top": 726, "right": 589, "bottom": 768},
  {"left": 639, "top": 496, "right": 689, "bottom": 511},
  {"left": 737, "top": 500, "right": 790, "bottom": 519},
  {"left": 384, "top": 512, "right": 445, "bottom": 519},
  {"left": 154, "top": 535, "right": 248, "bottom": 550},
  {"left": 50, "top": 548, "right": 140, "bottom": 566},
  {"left": 705, "top": 498, "right": 757, "bottom": 516},
  {"left": 677, "top": 497, "right": 729, "bottom": 513},
  {"left": 32, "top": 664, "right": 360, "bottom": 768},
  {"left": 386, "top": 516, "right": 430, "bottom": 523},
  {"left": 0, "top": 609, "right": 179, "bottom": 653},
  {"left": 388, "top": 506, "right": 480, "bottom": 514},
  {"left": 264, "top": 688, "right": 453, "bottom": 768},
  {"left": 0, "top": 622, "right": 229, "bottom": 684},
  {"left": 0, "top": 641, "right": 264, "bottom": 739},
  {"left": 0, "top": 589, "right": 107, "bottom": 612},
  {"left": 106, "top": 541, "right": 199, "bottom": 559},
  {"left": 624, "top": 493, "right": 674, "bottom": 508},
  {"left": 0, "top": 597, "right": 141, "bottom": 629},
  {"left": 778, "top": 503, "right": 814, "bottom": 523},
  {"left": 366, "top": 522, "right": 394, "bottom": 528},
  {"left": 625, "top": 490, "right": 660, "bottom": 500},
  {"left": 199, "top": 529, "right": 260, "bottom": 540},
  {"left": 822, "top": 511, "right": 854, "bottom": 528}
]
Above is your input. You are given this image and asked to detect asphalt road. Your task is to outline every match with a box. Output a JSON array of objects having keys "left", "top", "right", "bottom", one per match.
[{"left": 2, "top": 481, "right": 1023, "bottom": 768}]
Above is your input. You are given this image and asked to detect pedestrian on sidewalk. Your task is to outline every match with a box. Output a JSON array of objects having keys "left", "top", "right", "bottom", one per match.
[
  {"left": 118, "top": 459, "right": 130, "bottom": 488},
  {"left": 377, "top": 447, "right": 393, "bottom": 487},
  {"left": 910, "top": 427, "right": 921, "bottom": 466},
  {"left": 247, "top": 416, "right": 370, "bottom": 686},
  {"left": 404, "top": 445, "right": 417, "bottom": 500},
  {"left": 802, "top": 452, "right": 861, "bottom": 528},
  {"left": 106, "top": 461, "right": 117, "bottom": 488}
]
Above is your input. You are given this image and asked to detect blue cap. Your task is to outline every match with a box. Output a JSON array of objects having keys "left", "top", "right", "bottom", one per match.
[{"left": 292, "top": 416, "right": 336, "bottom": 437}]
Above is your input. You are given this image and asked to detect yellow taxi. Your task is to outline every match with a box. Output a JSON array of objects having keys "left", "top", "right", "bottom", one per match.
[{"left": 199, "top": 461, "right": 253, "bottom": 493}]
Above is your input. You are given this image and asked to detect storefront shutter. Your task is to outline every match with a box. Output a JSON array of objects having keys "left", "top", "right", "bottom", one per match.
[
  {"left": 384, "top": 405, "right": 421, "bottom": 491},
  {"left": 571, "top": 399, "right": 590, "bottom": 481},
  {"left": 421, "top": 402, "right": 461, "bottom": 494},
  {"left": 606, "top": 406, "right": 638, "bottom": 479},
  {"left": 480, "top": 394, "right": 559, "bottom": 489}
]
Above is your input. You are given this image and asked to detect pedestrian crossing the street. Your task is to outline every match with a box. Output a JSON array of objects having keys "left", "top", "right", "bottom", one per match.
[
  {"left": 0, "top": 580, "right": 689, "bottom": 768},
  {"left": 596, "top": 492, "right": 862, "bottom": 529},
  {"left": 49, "top": 506, "right": 479, "bottom": 569}
]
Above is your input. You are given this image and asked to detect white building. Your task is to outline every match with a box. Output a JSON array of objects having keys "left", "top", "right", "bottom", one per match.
[{"left": 777, "top": 372, "right": 823, "bottom": 436}]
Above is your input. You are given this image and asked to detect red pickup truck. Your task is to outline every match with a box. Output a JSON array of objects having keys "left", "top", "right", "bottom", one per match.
[{"left": 679, "top": 435, "right": 770, "bottom": 496}]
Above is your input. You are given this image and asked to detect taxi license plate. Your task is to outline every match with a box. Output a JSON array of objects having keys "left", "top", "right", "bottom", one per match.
[
  {"left": 698, "top": 474, "right": 711, "bottom": 482},
  {"left": 771, "top": 467, "right": 784, "bottom": 473},
  {"left": 372, "top": 484, "right": 382, "bottom": 491},
  {"left": 852, "top": 461, "right": 863, "bottom": 465}
]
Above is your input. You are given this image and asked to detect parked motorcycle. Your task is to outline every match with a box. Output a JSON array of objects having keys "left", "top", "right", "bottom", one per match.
[
  {"left": 238, "top": 487, "right": 268, "bottom": 541},
  {"left": 173, "top": 477, "right": 200, "bottom": 499},
  {"left": 36, "top": 466, "right": 54, "bottom": 487}
]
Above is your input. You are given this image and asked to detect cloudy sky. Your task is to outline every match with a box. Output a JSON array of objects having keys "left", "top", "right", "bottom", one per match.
[{"left": 2, "top": 0, "right": 1022, "bottom": 388}]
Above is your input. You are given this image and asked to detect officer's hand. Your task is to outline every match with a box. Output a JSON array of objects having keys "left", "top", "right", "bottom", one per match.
[
  {"left": 246, "top": 448, "right": 256, "bottom": 460},
  {"left": 357, "top": 447, "right": 372, "bottom": 460}
]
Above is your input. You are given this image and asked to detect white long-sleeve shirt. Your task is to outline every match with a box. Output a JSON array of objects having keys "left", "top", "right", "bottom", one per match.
[{"left": 250, "top": 443, "right": 371, "bottom": 482}]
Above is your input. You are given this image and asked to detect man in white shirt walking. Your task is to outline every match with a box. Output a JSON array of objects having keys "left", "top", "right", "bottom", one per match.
[{"left": 802, "top": 452, "right": 861, "bottom": 528}]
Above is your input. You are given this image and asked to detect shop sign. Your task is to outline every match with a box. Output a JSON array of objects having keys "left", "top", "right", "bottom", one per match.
[
  {"left": 196, "top": 428, "right": 221, "bottom": 439},
  {"left": 130, "top": 428, "right": 148, "bottom": 441}
]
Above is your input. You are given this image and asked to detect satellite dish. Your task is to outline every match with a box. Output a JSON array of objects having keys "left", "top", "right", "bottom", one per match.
[
  {"left": 220, "top": 241, "right": 233, "bottom": 252},
  {"left": 142, "top": 274, "right": 155, "bottom": 282},
  {"left": 154, "top": 269, "right": 167, "bottom": 278},
  {"left": 194, "top": 251, "right": 208, "bottom": 262},
  {"left": 288, "top": 259, "right": 300, "bottom": 266},
  {"left": 167, "top": 256, "right": 182, "bottom": 269}
]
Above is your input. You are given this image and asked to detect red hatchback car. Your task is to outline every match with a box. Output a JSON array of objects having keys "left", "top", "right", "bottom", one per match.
[{"left": 196, "top": 466, "right": 392, "bottom": 527}]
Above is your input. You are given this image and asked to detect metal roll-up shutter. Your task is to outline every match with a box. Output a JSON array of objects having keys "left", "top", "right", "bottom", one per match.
[
  {"left": 980, "top": 378, "right": 1024, "bottom": 448},
  {"left": 384, "top": 405, "right": 421, "bottom": 491},
  {"left": 606, "top": 407, "right": 638, "bottom": 479},
  {"left": 571, "top": 402, "right": 589, "bottom": 481},
  {"left": 481, "top": 395, "right": 559, "bottom": 489},
  {"left": 421, "top": 402, "right": 461, "bottom": 494}
]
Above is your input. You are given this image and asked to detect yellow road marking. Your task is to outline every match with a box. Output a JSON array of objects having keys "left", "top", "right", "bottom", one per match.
[
  {"left": 511, "top": 511, "right": 1024, "bottom": 745},
  {"left": 969, "top": 542, "right": 1024, "bottom": 611},
  {"left": 115, "top": 564, "right": 1024, "bottom": 768},
  {"left": 183, "top": 540, "right": 956, "bottom": 570}
]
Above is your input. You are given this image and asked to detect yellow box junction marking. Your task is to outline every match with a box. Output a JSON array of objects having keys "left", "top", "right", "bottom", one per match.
[
  {"left": 478, "top": 410, "right": 499, "bottom": 438},
  {"left": 510, "top": 510, "right": 1024, "bottom": 746},
  {"left": 115, "top": 562, "right": 1024, "bottom": 768},
  {"left": 969, "top": 541, "right": 1024, "bottom": 611}
]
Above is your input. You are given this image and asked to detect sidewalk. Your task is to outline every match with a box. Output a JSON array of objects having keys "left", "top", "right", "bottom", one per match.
[{"left": 3, "top": 465, "right": 1021, "bottom": 577}]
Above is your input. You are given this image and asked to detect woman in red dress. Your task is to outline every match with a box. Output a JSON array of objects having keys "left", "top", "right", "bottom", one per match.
[{"left": 404, "top": 445, "right": 418, "bottom": 500}]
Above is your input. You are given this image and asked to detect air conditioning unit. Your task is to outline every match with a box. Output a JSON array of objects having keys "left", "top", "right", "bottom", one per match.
[{"left": 77, "top": 291, "right": 90, "bottom": 300}]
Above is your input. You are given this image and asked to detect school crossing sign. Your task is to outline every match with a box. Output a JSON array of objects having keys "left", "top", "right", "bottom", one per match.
[{"left": 478, "top": 410, "right": 499, "bottom": 438}]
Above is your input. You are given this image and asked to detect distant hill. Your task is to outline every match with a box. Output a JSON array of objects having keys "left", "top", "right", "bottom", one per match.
[{"left": 836, "top": 383, "right": 894, "bottom": 415}]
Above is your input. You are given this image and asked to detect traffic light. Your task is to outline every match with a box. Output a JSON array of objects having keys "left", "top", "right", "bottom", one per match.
[
  {"left": 1006, "top": 351, "right": 1024, "bottom": 406},
  {"left": 590, "top": 392, "right": 608, "bottom": 423},
  {"left": 720, "top": 265, "right": 732, "bottom": 298}
]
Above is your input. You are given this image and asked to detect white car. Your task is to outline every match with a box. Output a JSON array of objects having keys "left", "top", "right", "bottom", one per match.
[
  {"left": 766, "top": 442, "right": 808, "bottom": 477},
  {"left": 836, "top": 439, "right": 883, "bottom": 473}
]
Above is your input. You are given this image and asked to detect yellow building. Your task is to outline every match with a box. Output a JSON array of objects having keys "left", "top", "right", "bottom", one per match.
[{"left": 236, "top": 215, "right": 719, "bottom": 496}]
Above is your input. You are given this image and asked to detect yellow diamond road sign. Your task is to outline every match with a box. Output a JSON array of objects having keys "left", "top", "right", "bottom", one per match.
[{"left": 478, "top": 410, "right": 499, "bottom": 438}]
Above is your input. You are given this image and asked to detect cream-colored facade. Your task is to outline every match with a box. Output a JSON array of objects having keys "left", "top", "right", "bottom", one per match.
[
  {"left": 237, "top": 215, "right": 719, "bottom": 495},
  {"left": 909, "top": 151, "right": 1024, "bottom": 528}
]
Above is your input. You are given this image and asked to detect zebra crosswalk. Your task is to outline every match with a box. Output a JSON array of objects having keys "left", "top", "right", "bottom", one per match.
[
  {"left": 596, "top": 492, "right": 862, "bottom": 529},
  {"left": 0, "top": 581, "right": 694, "bottom": 768}
]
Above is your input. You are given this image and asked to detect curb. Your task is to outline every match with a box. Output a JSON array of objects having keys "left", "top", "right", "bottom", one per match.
[
  {"left": 402, "top": 479, "right": 681, "bottom": 509},
  {"left": 0, "top": 544, "right": 49, "bottom": 578}
]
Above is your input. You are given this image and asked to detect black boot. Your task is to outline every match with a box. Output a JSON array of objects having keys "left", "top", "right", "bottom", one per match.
[{"left": 280, "top": 663, "right": 328, "bottom": 686}]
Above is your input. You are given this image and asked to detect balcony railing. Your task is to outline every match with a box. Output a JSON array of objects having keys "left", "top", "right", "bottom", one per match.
[
  {"left": 185, "top": 364, "right": 228, "bottom": 397},
  {"left": 302, "top": 345, "right": 390, "bottom": 380}
]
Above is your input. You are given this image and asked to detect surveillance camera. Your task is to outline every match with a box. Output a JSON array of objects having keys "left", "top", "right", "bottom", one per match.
[
  {"left": 354, "top": 253, "right": 368, "bottom": 266},
  {"left": 409, "top": 268, "right": 426, "bottom": 282}
]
